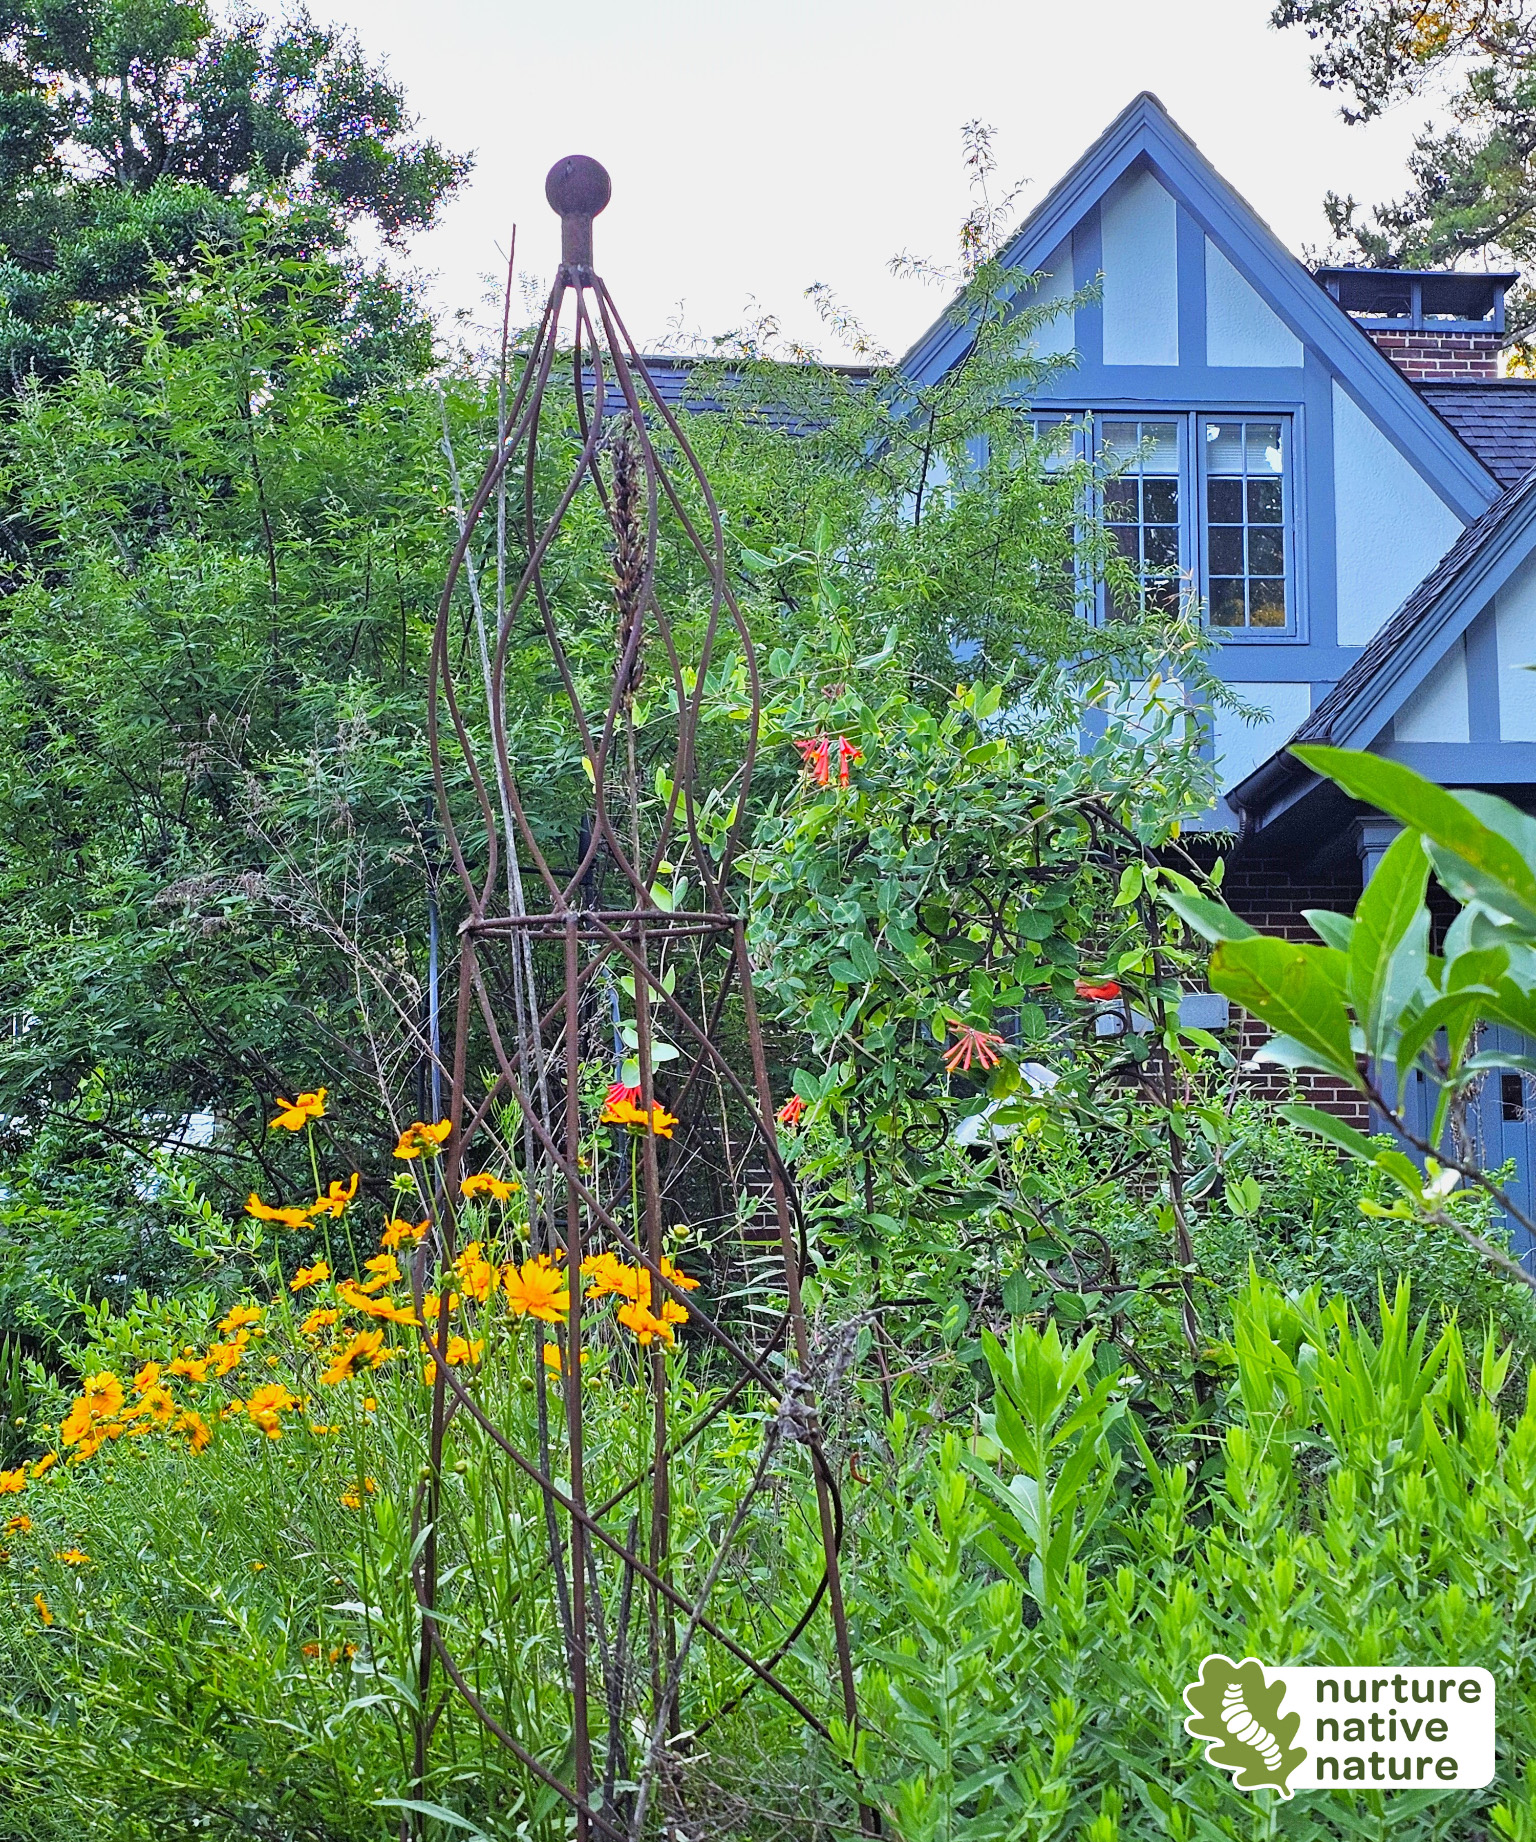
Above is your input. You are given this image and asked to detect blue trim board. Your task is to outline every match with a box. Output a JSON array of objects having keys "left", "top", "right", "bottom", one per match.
[
  {"left": 1466, "top": 603, "right": 1502, "bottom": 745},
  {"left": 1176, "top": 202, "right": 1207, "bottom": 371},
  {"left": 1301, "top": 348, "right": 1339, "bottom": 653},
  {"left": 1071, "top": 213, "right": 1103, "bottom": 370},
  {"left": 1316, "top": 480, "right": 1536, "bottom": 750},
  {"left": 898, "top": 94, "right": 1498, "bottom": 522},
  {"left": 1384, "top": 742, "right": 1536, "bottom": 784}
]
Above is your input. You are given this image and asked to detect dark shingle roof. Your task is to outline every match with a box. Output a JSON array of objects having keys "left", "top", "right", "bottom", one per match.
[
  {"left": 588, "top": 354, "right": 874, "bottom": 433},
  {"left": 1295, "top": 465, "right": 1536, "bottom": 747},
  {"left": 1418, "top": 380, "right": 1536, "bottom": 488}
]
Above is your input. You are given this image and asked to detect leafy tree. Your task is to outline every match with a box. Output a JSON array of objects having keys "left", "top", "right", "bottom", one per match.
[
  {"left": 1274, "top": 2, "right": 1536, "bottom": 311},
  {"left": 0, "top": 1, "right": 470, "bottom": 382}
]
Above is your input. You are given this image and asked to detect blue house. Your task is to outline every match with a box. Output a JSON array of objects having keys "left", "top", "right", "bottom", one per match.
[{"left": 897, "top": 93, "right": 1536, "bottom": 1237}]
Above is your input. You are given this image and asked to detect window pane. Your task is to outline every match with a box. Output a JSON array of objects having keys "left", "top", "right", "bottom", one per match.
[
  {"left": 1208, "top": 526, "right": 1244, "bottom": 574},
  {"left": 1208, "top": 477, "right": 1243, "bottom": 523},
  {"left": 1249, "top": 579, "right": 1287, "bottom": 626},
  {"left": 1205, "top": 422, "right": 1243, "bottom": 472},
  {"left": 1247, "top": 423, "right": 1284, "bottom": 474},
  {"left": 1141, "top": 423, "right": 1180, "bottom": 473},
  {"left": 1209, "top": 579, "right": 1245, "bottom": 626},
  {"left": 1247, "top": 478, "right": 1283, "bottom": 523},
  {"left": 1101, "top": 421, "right": 1139, "bottom": 463},
  {"left": 1144, "top": 524, "right": 1180, "bottom": 571},
  {"left": 1104, "top": 478, "right": 1138, "bottom": 516},
  {"left": 1143, "top": 478, "right": 1178, "bottom": 522},
  {"left": 1249, "top": 527, "right": 1285, "bottom": 575}
]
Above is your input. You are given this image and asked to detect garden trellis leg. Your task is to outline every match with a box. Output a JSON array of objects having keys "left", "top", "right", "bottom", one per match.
[{"left": 420, "top": 155, "right": 866, "bottom": 1837}]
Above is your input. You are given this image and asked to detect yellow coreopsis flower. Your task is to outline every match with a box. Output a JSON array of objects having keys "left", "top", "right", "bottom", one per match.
[
  {"left": 53, "top": 1548, "right": 89, "bottom": 1566},
  {"left": 320, "top": 1329, "right": 386, "bottom": 1385},
  {"left": 218, "top": 1305, "right": 263, "bottom": 1337},
  {"left": 392, "top": 1119, "right": 451, "bottom": 1160},
  {"left": 380, "top": 1216, "right": 429, "bottom": 1251},
  {"left": 311, "top": 1173, "right": 359, "bottom": 1219},
  {"left": 245, "top": 1383, "right": 299, "bottom": 1439},
  {"left": 0, "top": 1468, "right": 25, "bottom": 1495},
  {"left": 29, "top": 1454, "right": 55, "bottom": 1479},
  {"left": 359, "top": 1254, "right": 400, "bottom": 1294},
  {"left": 616, "top": 1300, "right": 676, "bottom": 1346},
  {"left": 34, "top": 1594, "right": 52, "bottom": 1626},
  {"left": 505, "top": 1257, "right": 570, "bottom": 1324},
  {"left": 246, "top": 1193, "right": 312, "bottom": 1229},
  {"left": 166, "top": 1355, "right": 210, "bottom": 1384},
  {"left": 175, "top": 1411, "right": 212, "bottom": 1453},
  {"left": 461, "top": 1171, "right": 517, "bottom": 1202},
  {"left": 128, "top": 1385, "right": 178, "bottom": 1427},
  {"left": 132, "top": 1361, "right": 161, "bottom": 1393},
  {"left": 4, "top": 1513, "right": 31, "bottom": 1535},
  {"left": 290, "top": 1260, "right": 330, "bottom": 1293},
  {"left": 301, "top": 1308, "right": 341, "bottom": 1338},
  {"left": 270, "top": 1088, "right": 327, "bottom": 1132}
]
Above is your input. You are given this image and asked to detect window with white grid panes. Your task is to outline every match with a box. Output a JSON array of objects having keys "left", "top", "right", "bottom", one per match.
[
  {"left": 1202, "top": 419, "right": 1288, "bottom": 631},
  {"left": 1100, "top": 420, "right": 1183, "bottom": 619}
]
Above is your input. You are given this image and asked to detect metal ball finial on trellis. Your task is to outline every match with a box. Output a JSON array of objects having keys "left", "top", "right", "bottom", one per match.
[{"left": 415, "top": 158, "right": 865, "bottom": 1837}]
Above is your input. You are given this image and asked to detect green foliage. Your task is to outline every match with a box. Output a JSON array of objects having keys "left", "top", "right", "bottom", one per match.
[
  {"left": 1184, "top": 746, "right": 1536, "bottom": 1290},
  {"left": 848, "top": 1277, "right": 1536, "bottom": 1840},
  {"left": 0, "top": 1, "right": 468, "bottom": 383}
]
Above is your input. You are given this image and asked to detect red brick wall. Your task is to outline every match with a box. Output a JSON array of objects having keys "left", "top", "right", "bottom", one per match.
[
  {"left": 1365, "top": 329, "right": 1502, "bottom": 380},
  {"left": 1218, "top": 857, "right": 1373, "bottom": 1130}
]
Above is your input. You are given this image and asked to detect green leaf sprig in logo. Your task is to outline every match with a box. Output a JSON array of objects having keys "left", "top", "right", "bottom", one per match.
[{"left": 1184, "top": 1655, "right": 1306, "bottom": 1797}]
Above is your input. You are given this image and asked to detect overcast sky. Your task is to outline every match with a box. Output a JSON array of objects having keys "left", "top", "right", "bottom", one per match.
[{"left": 320, "top": 0, "right": 1438, "bottom": 358}]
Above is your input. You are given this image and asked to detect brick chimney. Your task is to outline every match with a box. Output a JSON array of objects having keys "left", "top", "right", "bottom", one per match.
[{"left": 1315, "top": 266, "right": 1516, "bottom": 381}]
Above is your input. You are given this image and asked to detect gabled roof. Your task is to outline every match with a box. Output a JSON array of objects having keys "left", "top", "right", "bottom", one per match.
[
  {"left": 1418, "top": 381, "right": 1536, "bottom": 488},
  {"left": 1229, "top": 466, "right": 1536, "bottom": 830},
  {"left": 898, "top": 92, "right": 1497, "bottom": 520}
]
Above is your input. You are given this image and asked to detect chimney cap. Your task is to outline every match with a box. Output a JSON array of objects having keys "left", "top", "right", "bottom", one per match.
[{"left": 1314, "top": 264, "right": 1517, "bottom": 330}]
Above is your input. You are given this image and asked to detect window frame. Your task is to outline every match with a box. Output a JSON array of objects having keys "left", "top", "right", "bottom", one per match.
[
  {"left": 1028, "top": 405, "right": 1304, "bottom": 641},
  {"left": 1195, "top": 413, "right": 1296, "bottom": 639}
]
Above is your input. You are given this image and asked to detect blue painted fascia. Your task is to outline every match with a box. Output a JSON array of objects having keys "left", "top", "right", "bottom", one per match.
[
  {"left": 897, "top": 92, "right": 1499, "bottom": 522},
  {"left": 1329, "top": 493, "right": 1536, "bottom": 750},
  {"left": 1383, "top": 741, "right": 1536, "bottom": 785}
]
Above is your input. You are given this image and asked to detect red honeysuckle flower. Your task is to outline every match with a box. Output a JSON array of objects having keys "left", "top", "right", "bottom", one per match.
[
  {"left": 943, "top": 1021, "right": 1007, "bottom": 1075},
  {"left": 835, "top": 737, "right": 861, "bottom": 787},
  {"left": 606, "top": 1082, "right": 641, "bottom": 1109},
  {"left": 1074, "top": 979, "right": 1122, "bottom": 1001},
  {"left": 795, "top": 735, "right": 832, "bottom": 786},
  {"left": 777, "top": 1095, "right": 806, "bottom": 1129}
]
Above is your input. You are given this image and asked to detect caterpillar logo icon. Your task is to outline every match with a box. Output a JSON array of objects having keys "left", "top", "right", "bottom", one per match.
[{"left": 1184, "top": 1656, "right": 1306, "bottom": 1796}]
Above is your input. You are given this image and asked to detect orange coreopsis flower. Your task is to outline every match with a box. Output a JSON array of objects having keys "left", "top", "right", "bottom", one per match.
[
  {"left": 175, "top": 1411, "right": 212, "bottom": 1453},
  {"left": 245, "top": 1192, "right": 313, "bottom": 1228},
  {"left": 4, "top": 1514, "right": 31, "bottom": 1535},
  {"left": 29, "top": 1455, "right": 55, "bottom": 1479},
  {"left": 246, "top": 1383, "right": 299, "bottom": 1439},
  {"left": 616, "top": 1300, "right": 676, "bottom": 1347},
  {"left": 300, "top": 1308, "right": 340, "bottom": 1337},
  {"left": 505, "top": 1258, "right": 570, "bottom": 1323},
  {"left": 128, "top": 1385, "right": 178, "bottom": 1427},
  {"left": 359, "top": 1254, "right": 401, "bottom": 1294},
  {"left": 219, "top": 1305, "right": 263, "bottom": 1337},
  {"left": 542, "top": 1342, "right": 590, "bottom": 1375},
  {"left": 0, "top": 1468, "right": 24, "bottom": 1495},
  {"left": 311, "top": 1173, "right": 359, "bottom": 1220},
  {"left": 380, "top": 1216, "right": 429, "bottom": 1251},
  {"left": 270, "top": 1088, "right": 327, "bottom": 1131},
  {"left": 659, "top": 1256, "right": 700, "bottom": 1292},
  {"left": 204, "top": 1337, "right": 247, "bottom": 1379},
  {"left": 392, "top": 1119, "right": 451, "bottom": 1160},
  {"left": 290, "top": 1261, "right": 330, "bottom": 1293},
  {"left": 132, "top": 1362, "right": 161, "bottom": 1393},
  {"left": 581, "top": 1252, "right": 642, "bottom": 1301},
  {"left": 320, "top": 1330, "right": 387, "bottom": 1385},
  {"left": 53, "top": 1548, "right": 89, "bottom": 1566},
  {"left": 453, "top": 1242, "right": 497, "bottom": 1304},
  {"left": 34, "top": 1594, "right": 52, "bottom": 1626},
  {"left": 600, "top": 1098, "right": 677, "bottom": 1138},
  {"left": 166, "top": 1354, "right": 210, "bottom": 1384},
  {"left": 461, "top": 1171, "right": 517, "bottom": 1202},
  {"left": 942, "top": 1021, "right": 1007, "bottom": 1075}
]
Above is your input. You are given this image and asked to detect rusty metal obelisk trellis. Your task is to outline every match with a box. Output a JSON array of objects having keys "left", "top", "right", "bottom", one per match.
[{"left": 418, "top": 157, "right": 862, "bottom": 1836}]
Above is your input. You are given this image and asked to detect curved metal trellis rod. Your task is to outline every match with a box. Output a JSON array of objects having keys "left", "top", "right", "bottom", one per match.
[{"left": 419, "top": 155, "right": 867, "bottom": 1838}]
